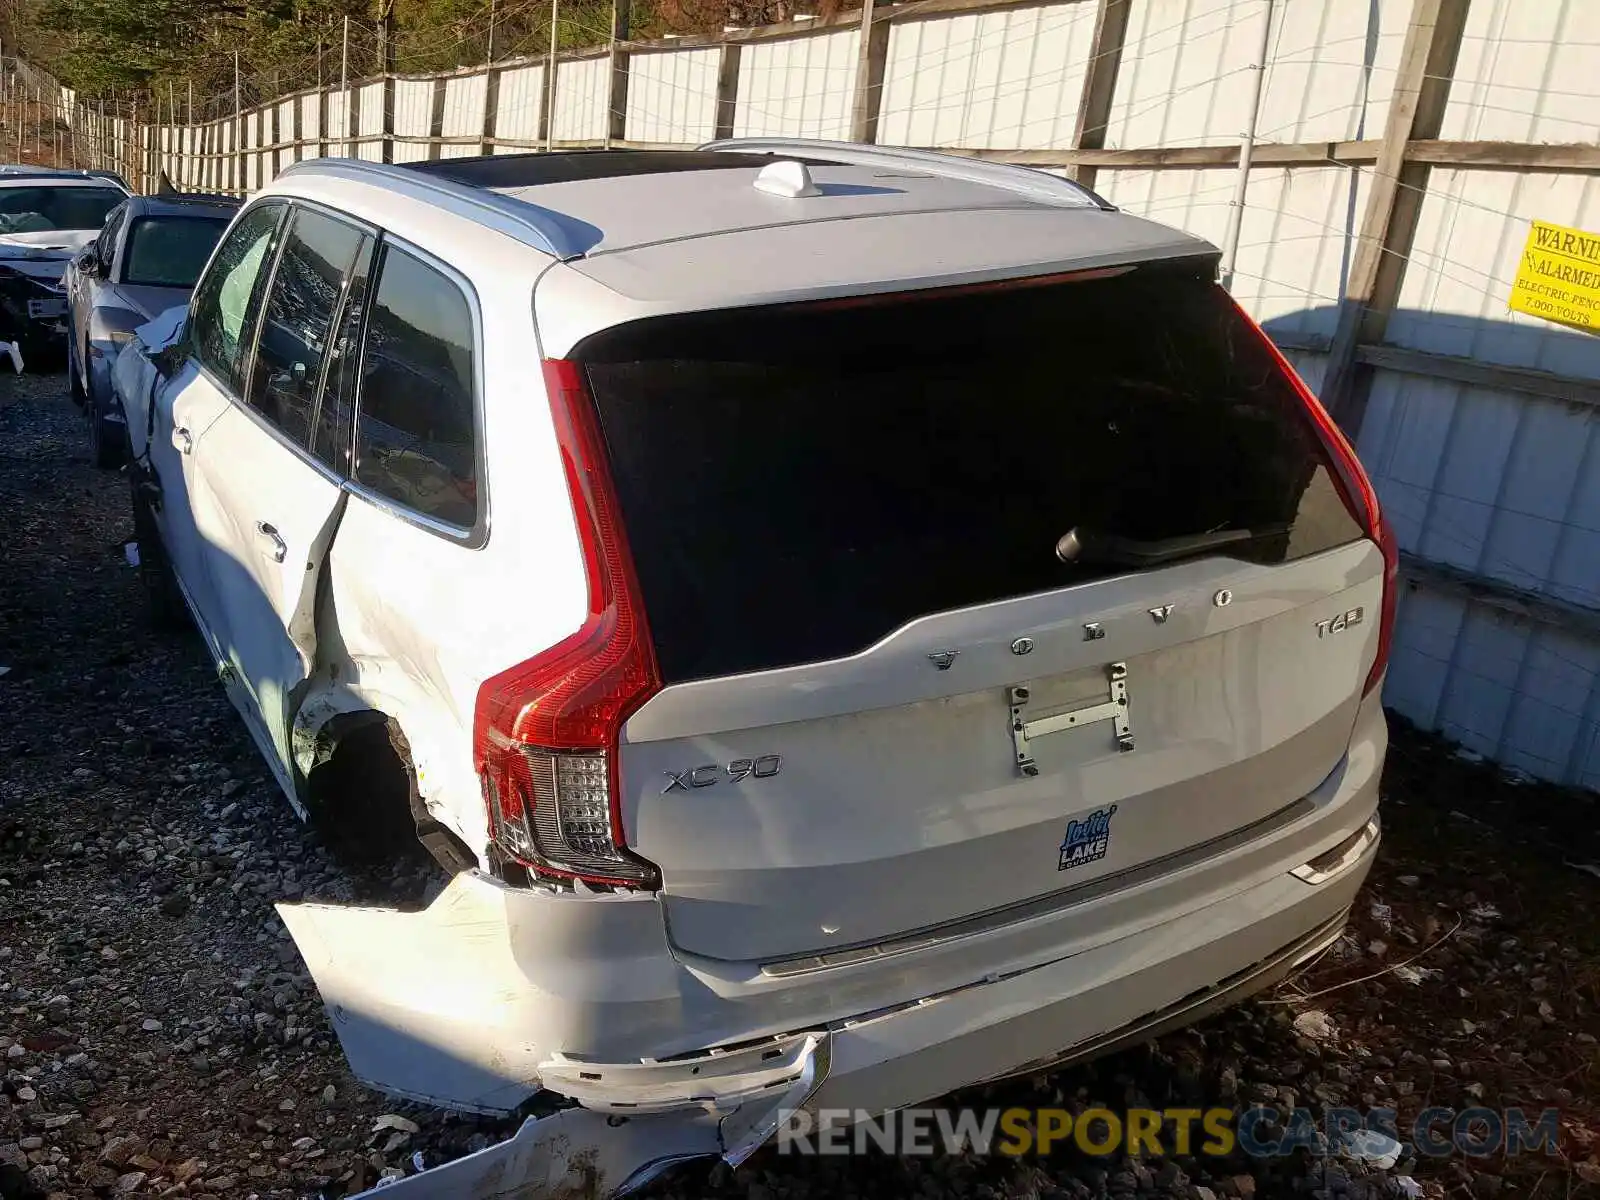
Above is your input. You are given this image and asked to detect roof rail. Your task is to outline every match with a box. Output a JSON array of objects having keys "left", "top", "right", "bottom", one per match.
[
  {"left": 697, "top": 138, "right": 1113, "bottom": 210},
  {"left": 278, "top": 157, "right": 602, "bottom": 260}
]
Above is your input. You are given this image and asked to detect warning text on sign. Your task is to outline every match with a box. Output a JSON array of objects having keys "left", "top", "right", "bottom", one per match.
[{"left": 1509, "top": 220, "right": 1600, "bottom": 333}]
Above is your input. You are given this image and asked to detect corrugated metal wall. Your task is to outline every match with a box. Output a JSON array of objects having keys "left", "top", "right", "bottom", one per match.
[
  {"left": 877, "top": 2, "right": 1098, "bottom": 149},
  {"left": 442, "top": 74, "right": 488, "bottom": 158},
  {"left": 392, "top": 78, "right": 434, "bottom": 163},
  {"left": 356, "top": 81, "right": 384, "bottom": 161},
  {"left": 628, "top": 48, "right": 719, "bottom": 144},
  {"left": 735, "top": 29, "right": 858, "bottom": 139},
  {"left": 1340, "top": 0, "right": 1600, "bottom": 789},
  {"left": 127, "top": 0, "right": 1599, "bottom": 789},
  {"left": 551, "top": 57, "right": 609, "bottom": 142}
]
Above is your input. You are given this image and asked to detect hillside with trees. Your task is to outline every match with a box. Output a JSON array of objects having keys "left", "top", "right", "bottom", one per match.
[{"left": 0, "top": 0, "right": 828, "bottom": 117}]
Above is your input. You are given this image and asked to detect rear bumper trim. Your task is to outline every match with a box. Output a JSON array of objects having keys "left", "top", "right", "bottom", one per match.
[
  {"left": 978, "top": 906, "right": 1351, "bottom": 1084},
  {"left": 761, "top": 795, "right": 1316, "bottom": 978}
]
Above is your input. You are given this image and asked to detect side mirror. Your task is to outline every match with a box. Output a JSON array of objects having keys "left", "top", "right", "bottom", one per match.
[{"left": 73, "top": 247, "right": 96, "bottom": 273}]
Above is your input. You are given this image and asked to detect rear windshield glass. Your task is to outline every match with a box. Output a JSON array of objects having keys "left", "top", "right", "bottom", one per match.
[
  {"left": 0, "top": 186, "right": 124, "bottom": 233},
  {"left": 578, "top": 267, "right": 1364, "bottom": 684},
  {"left": 123, "top": 215, "right": 231, "bottom": 287}
]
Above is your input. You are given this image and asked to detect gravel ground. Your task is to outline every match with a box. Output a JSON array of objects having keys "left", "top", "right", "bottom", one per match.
[{"left": 1, "top": 369, "right": 1596, "bottom": 1200}]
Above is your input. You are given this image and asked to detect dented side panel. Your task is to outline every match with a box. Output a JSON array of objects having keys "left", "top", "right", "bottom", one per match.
[
  {"left": 183, "top": 396, "right": 348, "bottom": 797},
  {"left": 308, "top": 245, "right": 589, "bottom": 865}
]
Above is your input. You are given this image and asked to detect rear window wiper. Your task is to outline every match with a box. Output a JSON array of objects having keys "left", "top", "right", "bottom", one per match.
[{"left": 1055, "top": 525, "right": 1288, "bottom": 569}]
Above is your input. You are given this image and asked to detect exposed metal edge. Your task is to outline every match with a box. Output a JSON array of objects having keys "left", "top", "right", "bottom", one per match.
[
  {"left": 698, "top": 137, "right": 1114, "bottom": 210},
  {"left": 761, "top": 796, "right": 1317, "bottom": 977},
  {"left": 978, "top": 908, "right": 1353, "bottom": 1085},
  {"left": 277, "top": 157, "right": 594, "bottom": 260},
  {"left": 1291, "top": 815, "right": 1380, "bottom": 886},
  {"left": 1400, "top": 552, "right": 1600, "bottom": 640}
]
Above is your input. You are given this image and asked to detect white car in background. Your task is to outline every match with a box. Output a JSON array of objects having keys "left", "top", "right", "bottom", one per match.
[
  {"left": 115, "top": 140, "right": 1392, "bottom": 1186},
  {"left": 0, "top": 169, "right": 127, "bottom": 360}
]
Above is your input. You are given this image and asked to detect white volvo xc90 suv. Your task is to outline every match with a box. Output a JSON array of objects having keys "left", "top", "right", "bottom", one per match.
[{"left": 117, "top": 140, "right": 1392, "bottom": 1184}]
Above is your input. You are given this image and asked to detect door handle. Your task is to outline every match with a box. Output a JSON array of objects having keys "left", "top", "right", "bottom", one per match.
[
  {"left": 173, "top": 425, "right": 192, "bottom": 454},
  {"left": 255, "top": 521, "right": 288, "bottom": 564}
]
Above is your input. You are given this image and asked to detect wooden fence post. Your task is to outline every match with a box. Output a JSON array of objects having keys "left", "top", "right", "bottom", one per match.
[
  {"left": 382, "top": 74, "right": 396, "bottom": 163},
  {"left": 480, "top": 65, "right": 500, "bottom": 156},
  {"left": 607, "top": 0, "right": 631, "bottom": 144},
  {"left": 427, "top": 76, "right": 448, "bottom": 160},
  {"left": 848, "top": 0, "right": 890, "bottom": 144},
  {"left": 1320, "top": 0, "right": 1471, "bottom": 437},
  {"left": 713, "top": 43, "right": 741, "bottom": 140},
  {"left": 347, "top": 80, "right": 360, "bottom": 159},
  {"left": 1069, "top": 0, "right": 1130, "bottom": 192},
  {"left": 537, "top": 55, "right": 554, "bottom": 148}
]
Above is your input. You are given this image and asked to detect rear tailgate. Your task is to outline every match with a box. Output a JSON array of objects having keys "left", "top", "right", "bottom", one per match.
[{"left": 579, "top": 263, "right": 1381, "bottom": 964}]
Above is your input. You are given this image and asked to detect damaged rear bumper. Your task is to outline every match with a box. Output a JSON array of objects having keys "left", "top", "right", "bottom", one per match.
[
  {"left": 281, "top": 824, "right": 1375, "bottom": 1153},
  {"left": 283, "top": 701, "right": 1383, "bottom": 1192},
  {"left": 327, "top": 828, "right": 1374, "bottom": 1199}
]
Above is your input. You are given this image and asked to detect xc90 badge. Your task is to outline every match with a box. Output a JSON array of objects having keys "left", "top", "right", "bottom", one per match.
[{"left": 662, "top": 756, "right": 783, "bottom": 793}]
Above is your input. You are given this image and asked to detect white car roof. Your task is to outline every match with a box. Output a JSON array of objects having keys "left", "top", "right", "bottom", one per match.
[
  {"left": 0, "top": 175, "right": 126, "bottom": 189},
  {"left": 272, "top": 142, "right": 1218, "bottom": 350}
]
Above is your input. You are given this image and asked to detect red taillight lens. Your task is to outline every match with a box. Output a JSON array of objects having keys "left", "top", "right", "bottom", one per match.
[
  {"left": 472, "top": 359, "right": 661, "bottom": 888},
  {"left": 1230, "top": 294, "right": 1397, "bottom": 698}
]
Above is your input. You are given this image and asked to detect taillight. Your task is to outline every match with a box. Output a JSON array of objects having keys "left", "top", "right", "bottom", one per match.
[
  {"left": 471, "top": 359, "right": 661, "bottom": 889},
  {"left": 1230, "top": 294, "right": 1398, "bottom": 697}
]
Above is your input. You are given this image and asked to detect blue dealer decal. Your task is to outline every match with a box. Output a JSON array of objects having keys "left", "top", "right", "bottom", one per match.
[{"left": 1059, "top": 805, "right": 1118, "bottom": 871}]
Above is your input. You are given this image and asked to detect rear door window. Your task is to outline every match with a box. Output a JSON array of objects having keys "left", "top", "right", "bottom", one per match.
[
  {"left": 96, "top": 205, "right": 125, "bottom": 274},
  {"left": 352, "top": 244, "right": 478, "bottom": 529},
  {"left": 577, "top": 265, "right": 1365, "bottom": 684},
  {"left": 188, "top": 202, "right": 284, "bottom": 395},
  {"left": 244, "top": 206, "right": 370, "bottom": 450}
]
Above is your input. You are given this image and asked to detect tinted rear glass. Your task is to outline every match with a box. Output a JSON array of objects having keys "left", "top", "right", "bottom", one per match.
[
  {"left": 123, "top": 216, "right": 231, "bottom": 287},
  {"left": 0, "top": 186, "right": 124, "bottom": 233},
  {"left": 579, "top": 267, "right": 1364, "bottom": 684}
]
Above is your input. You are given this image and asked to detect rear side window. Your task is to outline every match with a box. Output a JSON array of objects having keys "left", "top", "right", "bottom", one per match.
[
  {"left": 308, "top": 233, "right": 376, "bottom": 474},
  {"left": 96, "top": 205, "right": 125, "bottom": 272},
  {"left": 579, "top": 267, "right": 1365, "bottom": 684},
  {"left": 353, "top": 244, "right": 478, "bottom": 529},
  {"left": 189, "top": 202, "right": 283, "bottom": 394},
  {"left": 245, "top": 207, "right": 370, "bottom": 450}
]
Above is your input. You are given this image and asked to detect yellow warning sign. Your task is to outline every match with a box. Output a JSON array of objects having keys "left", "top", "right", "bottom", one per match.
[{"left": 1509, "top": 220, "right": 1600, "bottom": 333}]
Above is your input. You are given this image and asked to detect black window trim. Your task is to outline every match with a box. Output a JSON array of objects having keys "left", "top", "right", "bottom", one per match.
[
  {"left": 343, "top": 230, "right": 490, "bottom": 550},
  {"left": 98, "top": 203, "right": 126, "bottom": 277},
  {"left": 192, "top": 197, "right": 370, "bottom": 493},
  {"left": 234, "top": 198, "right": 378, "bottom": 481},
  {"left": 188, "top": 197, "right": 290, "bottom": 409},
  {"left": 186, "top": 200, "right": 489, "bottom": 550}
]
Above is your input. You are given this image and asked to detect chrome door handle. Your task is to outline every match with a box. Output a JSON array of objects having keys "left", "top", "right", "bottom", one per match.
[
  {"left": 173, "top": 426, "right": 192, "bottom": 454},
  {"left": 255, "top": 521, "right": 288, "bottom": 564}
]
